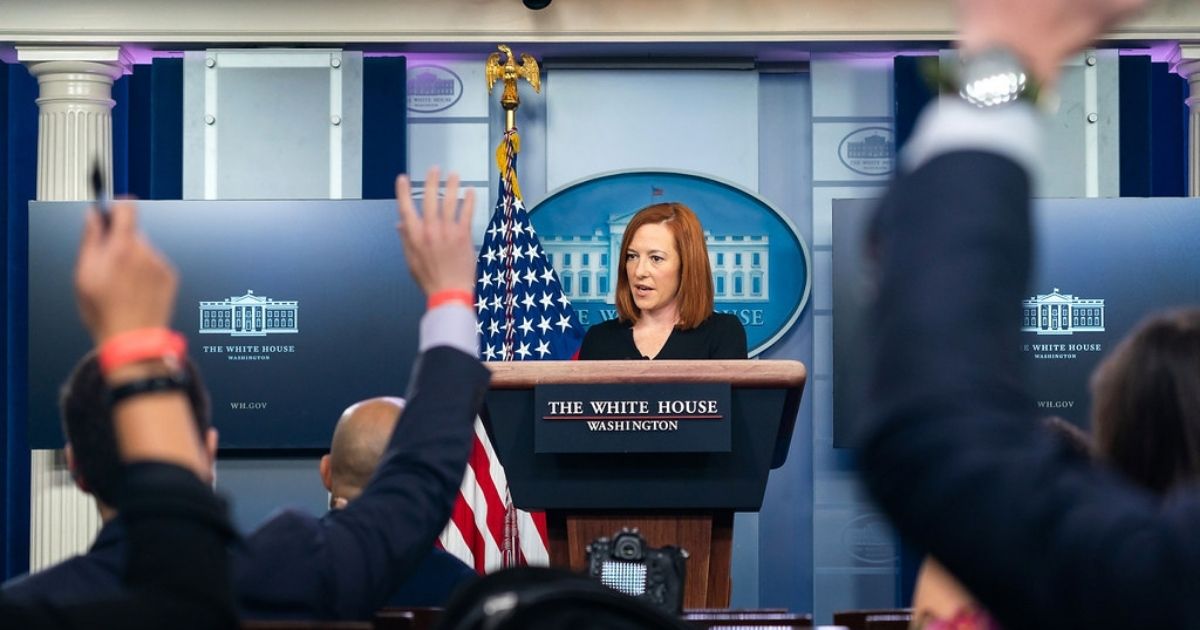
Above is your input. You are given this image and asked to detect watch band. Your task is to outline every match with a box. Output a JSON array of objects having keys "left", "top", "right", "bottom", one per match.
[{"left": 107, "top": 372, "right": 190, "bottom": 408}]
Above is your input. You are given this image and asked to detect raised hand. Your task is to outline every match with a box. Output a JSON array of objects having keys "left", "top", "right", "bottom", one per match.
[
  {"left": 74, "top": 200, "right": 178, "bottom": 345},
  {"left": 394, "top": 166, "right": 477, "bottom": 298}
]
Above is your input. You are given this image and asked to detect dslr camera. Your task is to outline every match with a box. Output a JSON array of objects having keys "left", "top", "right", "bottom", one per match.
[{"left": 585, "top": 528, "right": 688, "bottom": 615}]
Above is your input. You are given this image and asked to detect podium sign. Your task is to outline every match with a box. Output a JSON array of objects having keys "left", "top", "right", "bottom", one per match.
[{"left": 534, "top": 382, "right": 731, "bottom": 454}]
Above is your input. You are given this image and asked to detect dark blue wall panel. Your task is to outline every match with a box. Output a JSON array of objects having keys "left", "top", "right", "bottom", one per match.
[
  {"left": 4, "top": 62, "right": 37, "bottom": 580},
  {"left": 894, "top": 56, "right": 937, "bottom": 156},
  {"left": 1119, "top": 56, "right": 1152, "bottom": 197},
  {"left": 150, "top": 58, "right": 183, "bottom": 200},
  {"left": 1150, "top": 62, "right": 1187, "bottom": 197},
  {"left": 362, "top": 57, "right": 408, "bottom": 199}
]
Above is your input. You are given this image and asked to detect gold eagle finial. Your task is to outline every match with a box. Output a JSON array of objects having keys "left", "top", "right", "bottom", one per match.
[{"left": 486, "top": 44, "right": 541, "bottom": 131}]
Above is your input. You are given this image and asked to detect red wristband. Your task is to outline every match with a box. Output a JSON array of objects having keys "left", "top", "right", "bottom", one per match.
[
  {"left": 428, "top": 289, "right": 474, "bottom": 310},
  {"left": 97, "top": 328, "right": 188, "bottom": 376}
]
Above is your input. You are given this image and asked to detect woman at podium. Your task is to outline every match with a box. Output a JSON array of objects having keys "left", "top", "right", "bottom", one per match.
[{"left": 578, "top": 202, "right": 747, "bottom": 360}]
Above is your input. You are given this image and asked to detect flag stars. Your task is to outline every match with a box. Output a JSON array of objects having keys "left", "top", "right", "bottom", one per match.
[
  {"left": 518, "top": 317, "right": 534, "bottom": 336},
  {"left": 540, "top": 292, "right": 555, "bottom": 310},
  {"left": 537, "top": 316, "right": 553, "bottom": 335},
  {"left": 535, "top": 340, "right": 551, "bottom": 358},
  {"left": 475, "top": 296, "right": 488, "bottom": 315},
  {"left": 521, "top": 292, "right": 537, "bottom": 310},
  {"left": 478, "top": 273, "right": 493, "bottom": 290},
  {"left": 523, "top": 268, "right": 539, "bottom": 287},
  {"left": 539, "top": 267, "right": 556, "bottom": 285},
  {"left": 481, "top": 247, "right": 499, "bottom": 265},
  {"left": 488, "top": 320, "right": 501, "bottom": 336},
  {"left": 483, "top": 344, "right": 498, "bottom": 361},
  {"left": 523, "top": 244, "right": 539, "bottom": 262},
  {"left": 557, "top": 293, "right": 571, "bottom": 309},
  {"left": 515, "top": 342, "right": 532, "bottom": 360},
  {"left": 556, "top": 314, "right": 572, "bottom": 332}
]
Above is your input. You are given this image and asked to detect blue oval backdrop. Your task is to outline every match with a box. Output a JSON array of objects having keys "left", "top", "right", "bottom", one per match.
[{"left": 529, "top": 170, "right": 811, "bottom": 357}]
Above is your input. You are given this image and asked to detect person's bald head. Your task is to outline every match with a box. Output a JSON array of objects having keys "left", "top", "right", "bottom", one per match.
[{"left": 320, "top": 396, "right": 405, "bottom": 508}]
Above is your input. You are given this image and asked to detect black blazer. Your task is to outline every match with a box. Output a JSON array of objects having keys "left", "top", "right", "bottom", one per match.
[{"left": 862, "top": 151, "right": 1200, "bottom": 629}]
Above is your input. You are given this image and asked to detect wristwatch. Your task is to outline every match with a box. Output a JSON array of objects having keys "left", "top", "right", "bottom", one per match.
[{"left": 951, "top": 48, "right": 1040, "bottom": 108}]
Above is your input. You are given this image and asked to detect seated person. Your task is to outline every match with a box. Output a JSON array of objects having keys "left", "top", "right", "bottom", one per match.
[
  {"left": 4, "top": 168, "right": 489, "bottom": 621},
  {"left": 320, "top": 396, "right": 477, "bottom": 606},
  {"left": 578, "top": 202, "right": 746, "bottom": 360}
]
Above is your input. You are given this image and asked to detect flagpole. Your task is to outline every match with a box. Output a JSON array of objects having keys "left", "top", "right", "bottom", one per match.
[{"left": 486, "top": 44, "right": 542, "bottom": 568}]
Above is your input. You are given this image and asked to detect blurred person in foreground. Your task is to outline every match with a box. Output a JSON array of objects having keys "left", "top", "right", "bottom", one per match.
[
  {"left": 0, "top": 200, "right": 235, "bottom": 629},
  {"left": 851, "top": 0, "right": 1200, "bottom": 627}
]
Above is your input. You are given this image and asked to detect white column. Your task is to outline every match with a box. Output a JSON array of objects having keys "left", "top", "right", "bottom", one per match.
[
  {"left": 1173, "top": 44, "right": 1200, "bottom": 197},
  {"left": 18, "top": 46, "right": 128, "bottom": 201},
  {"left": 17, "top": 45, "right": 129, "bottom": 571}
]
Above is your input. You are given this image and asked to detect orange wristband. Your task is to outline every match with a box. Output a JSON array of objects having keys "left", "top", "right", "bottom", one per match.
[
  {"left": 97, "top": 328, "right": 188, "bottom": 376},
  {"left": 428, "top": 289, "right": 474, "bottom": 310}
]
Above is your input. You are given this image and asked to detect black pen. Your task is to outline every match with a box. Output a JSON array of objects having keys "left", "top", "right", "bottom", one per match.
[{"left": 89, "top": 161, "right": 111, "bottom": 230}]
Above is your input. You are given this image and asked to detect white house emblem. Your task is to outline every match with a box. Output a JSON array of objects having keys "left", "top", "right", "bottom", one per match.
[
  {"left": 1021, "top": 288, "right": 1104, "bottom": 336},
  {"left": 199, "top": 290, "right": 299, "bottom": 337}
]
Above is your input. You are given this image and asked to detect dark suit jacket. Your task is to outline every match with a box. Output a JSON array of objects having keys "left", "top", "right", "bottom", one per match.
[
  {"left": 0, "top": 463, "right": 235, "bottom": 630},
  {"left": 862, "top": 151, "right": 1200, "bottom": 629},
  {"left": 3, "top": 346, "right": 489, "bottom": 621}
]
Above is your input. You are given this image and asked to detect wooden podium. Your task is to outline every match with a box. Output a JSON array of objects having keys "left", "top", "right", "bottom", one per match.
[{"left": 482, "top": 360, "right": 805, "bottom": 608}]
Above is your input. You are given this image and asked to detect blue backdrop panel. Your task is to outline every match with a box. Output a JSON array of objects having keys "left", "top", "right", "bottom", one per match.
[
  {"left": 3, "top": 62, "right": 37, "bottom": 579},
  {"left": 28, "top": 200, "right": 424, "bottom": 449},
  {"left": 362, "top": 57, "right": 407, "bottom": 199},
  {"left": 834, "top": 197, "right": 1200, "bottom": 445}
]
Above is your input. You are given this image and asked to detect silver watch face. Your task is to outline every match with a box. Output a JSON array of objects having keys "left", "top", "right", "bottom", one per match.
[{"left": 958, "top": 49, "right": 1030, "bottom": 107}]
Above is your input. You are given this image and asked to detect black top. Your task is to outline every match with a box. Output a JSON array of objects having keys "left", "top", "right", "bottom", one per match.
[{"left": 578, "top": 312, "right": 748, "bottom": 360}]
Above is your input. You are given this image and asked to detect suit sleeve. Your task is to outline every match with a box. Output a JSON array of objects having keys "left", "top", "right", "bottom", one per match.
[
  {"left": 318, "top": 346, "right": 490, "bottom": 619},
  {"left": 861, "top": 151, "right": 1200, "bottom": 629}
]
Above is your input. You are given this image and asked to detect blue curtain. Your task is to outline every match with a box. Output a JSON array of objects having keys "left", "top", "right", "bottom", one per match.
[{"left": 3, "top": 61, "right": 37, "bottom": 580}]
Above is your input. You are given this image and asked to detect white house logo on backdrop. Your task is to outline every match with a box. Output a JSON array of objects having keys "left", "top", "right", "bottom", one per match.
[
  {"left": 541, "top": 218, "right": 770, "bottom": 304},
  {"left": 841, "top": 513, "right": 897, "bottom": 564},
  {"left": 199, "top": 290, "right": 298, "bottom": 337},
  {"left": 1021, "top": 288, "right": 1105, "bottom": 336},
  {"left": 838, "top": 127, "right": 894, "bottom": 176},
  {"left": 407, "top": 65, "right": 464, "bottom": 113}
]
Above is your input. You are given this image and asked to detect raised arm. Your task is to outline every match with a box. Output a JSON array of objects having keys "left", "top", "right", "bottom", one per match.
[
  {"left": 315, "top": 168, "right": 489, "bottom": 619},
  {"left": 858, "top": 1, "right": 1200, "bottom": 628}
]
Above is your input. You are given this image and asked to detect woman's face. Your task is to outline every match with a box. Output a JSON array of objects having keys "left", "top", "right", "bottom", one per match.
[{"left": 625, "top": 222, "right": 681, "bottom": 318}]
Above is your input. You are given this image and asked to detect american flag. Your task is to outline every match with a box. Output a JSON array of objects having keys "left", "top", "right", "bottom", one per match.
[{"left": 439, "top": 128, "right": 585, "bottom": 572}]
